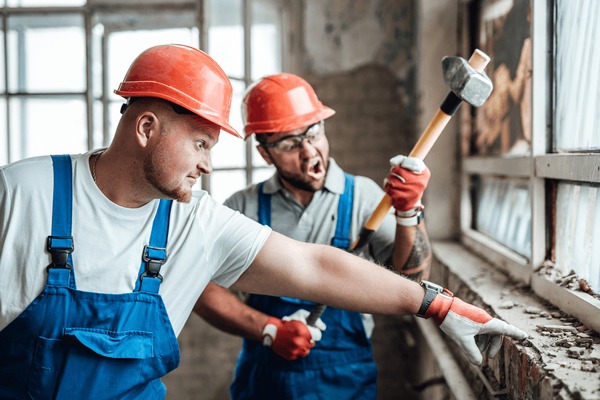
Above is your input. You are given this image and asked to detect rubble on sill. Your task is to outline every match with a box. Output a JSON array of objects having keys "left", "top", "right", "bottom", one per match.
[{"left": 431, "top": 241, "right": 600, "bottom": 400}]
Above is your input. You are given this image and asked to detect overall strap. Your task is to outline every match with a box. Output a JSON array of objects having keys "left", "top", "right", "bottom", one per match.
[
  {"left": 257, "top": 181, "right": 271, "bottom": 226},
  {"left": 47, "top": 155, "right": 76, "bottom": 288},
  {"left": 330, "top": 173, "right": 355, "bottom": 250},
  {"left": 136, "top": 199, "right": 173, "bottom": 293}
]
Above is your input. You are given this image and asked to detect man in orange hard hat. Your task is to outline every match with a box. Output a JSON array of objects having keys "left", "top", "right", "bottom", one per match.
[
  {"left": 193, "top": 73, "right": 516, "bottom": 399},
  {"left": 0, "top": 47, "right": 527, "bottom": 399}
]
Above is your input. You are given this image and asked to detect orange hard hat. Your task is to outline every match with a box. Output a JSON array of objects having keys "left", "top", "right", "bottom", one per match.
[
  {"left": 115, "top": 44, "right": 241, "bottom": 138},
  {"left": 242, "top": 73, "right": 335, "bottom": 139}
]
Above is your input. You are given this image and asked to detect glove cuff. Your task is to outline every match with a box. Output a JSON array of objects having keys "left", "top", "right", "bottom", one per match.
[
  {"left": 261, "top": 317, "right": 280, "bottom": 347},
  {"left": 424, "top": 291, "right": 454, "bottom": 325},
  {"left": 395, "top": 206, "right": 425, "bottom": 227}
]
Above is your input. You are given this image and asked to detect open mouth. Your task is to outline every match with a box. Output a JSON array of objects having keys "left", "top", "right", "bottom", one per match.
[{"left": 306, "top": 159, "right": 325, "bottom": 180}]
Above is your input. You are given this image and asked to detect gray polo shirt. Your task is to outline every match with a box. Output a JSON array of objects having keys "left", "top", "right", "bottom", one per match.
[
  {"left": 225, "top": 159, "right": 397, "bottom": 338},
  {"left": 224, "top": 158, "right": 396, "bottom": 265}
]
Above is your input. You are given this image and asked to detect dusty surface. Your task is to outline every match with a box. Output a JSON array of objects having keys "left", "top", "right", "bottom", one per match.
[{"left": 433, "top": 241, "right": 600, "bottom": 399}]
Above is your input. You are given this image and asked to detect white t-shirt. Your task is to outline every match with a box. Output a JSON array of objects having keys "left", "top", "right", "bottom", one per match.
[{"left": 0, "top": 152, "right": 271, "bottom": 335}]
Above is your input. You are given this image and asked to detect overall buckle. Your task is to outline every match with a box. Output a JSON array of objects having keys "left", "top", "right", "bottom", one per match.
[
  {"left": 141, "top": 245, "right": 167, "bottom": 282},
  {"left": 46, "top": 236, "right": 74, "bottom": 270}
]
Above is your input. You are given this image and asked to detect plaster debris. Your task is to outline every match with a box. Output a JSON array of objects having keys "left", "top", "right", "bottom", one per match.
[
  {"left": 567, "top": 347, "right": 586, "bottom": 358},
  {"left": 543, "top": 363, "right": 560, "bottom": 371},
  {"left": 538, "top": 325, "right": 578, "bottom": 333},
  {"left": 536, "top": 260, "right": 600, "bottom": 299},
  {"left": 500, "top": 300, "right": 515, "bottom": 309},
  {"left": 526, "top": 306, "right": 542, "bottom": 314}
]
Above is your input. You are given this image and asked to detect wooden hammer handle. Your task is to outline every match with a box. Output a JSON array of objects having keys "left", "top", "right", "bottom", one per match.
[{"left": 357, "top": 49, "right": 490, "bottom": 235}]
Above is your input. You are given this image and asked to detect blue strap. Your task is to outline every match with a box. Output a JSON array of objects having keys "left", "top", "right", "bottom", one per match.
[
  {"left": 137, "top": 199, "right": 173, "bottom": 293},
  {"left": 48, "top": 155, "right": 76, "bottom": 287},
  {"left": 257, "top": 182, "right": 271, "bottom": 226},
  {"left": 257, "top": 175, "right": 354, "bottom": 250},
  {"left": 331, "top": 173, "right": 354, "bottom": 250},
  {"left": 50, "top": 155, "right": 73, "bottom": 239}
]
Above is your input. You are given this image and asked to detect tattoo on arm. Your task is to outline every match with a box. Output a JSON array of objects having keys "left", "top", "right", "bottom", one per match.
[{"left": 400, "top": 228, "right": 431, "bottom": 281}]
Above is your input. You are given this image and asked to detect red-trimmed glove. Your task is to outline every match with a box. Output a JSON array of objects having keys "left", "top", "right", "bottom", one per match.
[
  {"left": 423, "top": 288, "right": 528, "bottom": 365},
  {"left": 384, "top": 155, "right": 430, "bottom": 213},
  {"left": 261, "top": 309, "right": 327, "bottom": 360}
]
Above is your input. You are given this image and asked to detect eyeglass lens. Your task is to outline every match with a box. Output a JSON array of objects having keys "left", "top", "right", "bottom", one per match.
[{"left": 268, "top": 123, "right": 323, "bottom": 152}]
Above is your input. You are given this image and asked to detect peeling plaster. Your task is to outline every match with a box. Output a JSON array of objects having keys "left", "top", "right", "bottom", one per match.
[{"left": 304, "top": 0, "right": 415, "bottom": 80}]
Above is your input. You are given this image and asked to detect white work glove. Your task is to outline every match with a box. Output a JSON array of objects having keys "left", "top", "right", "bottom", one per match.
[
  {"left": 261, "top": 309, "right": 327, "bottom": 360},
  {"left": 422, "top": 288, "right": 528, "bottom": 365}
]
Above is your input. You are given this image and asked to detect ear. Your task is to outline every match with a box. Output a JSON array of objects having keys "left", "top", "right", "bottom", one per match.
[
  {"left": 135, "top": 112, "right": 159, "bottom": 148},
  {"left": 257, "top": 145, "right": 273, "bottom": 165}
]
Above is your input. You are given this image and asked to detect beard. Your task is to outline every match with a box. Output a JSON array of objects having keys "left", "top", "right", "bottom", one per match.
[
  {"left": 276, "top": 157, "right": 329, "bottom": 193},
  {"left": 143, "top": 143, "right": 192, "bottom": 203},
  {"left": 278, "top": 172, "right": 320, "bottom": 192}
]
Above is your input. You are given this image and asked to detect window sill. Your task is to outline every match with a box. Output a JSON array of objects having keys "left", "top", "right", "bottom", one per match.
[{"left": 428, "top": 240, "right": 600, "bottom": 399}]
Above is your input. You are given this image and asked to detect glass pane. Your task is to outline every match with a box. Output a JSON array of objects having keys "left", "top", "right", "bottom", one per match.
[
  {"left": 212, "top": 131, "right": 245, "bottom": 168},
  {"left": 8, "top": 14, "right": 85, "bottom": 93},
  {"left": 0, "top": 98, "right": 7, "bottom": 165},
  {"left": 474, "top": 176, "right": 531, "bottom": 257},
  {"left": 554, "top": 0, "right": 600, "bottom": 151},
  {"left": 9, "top": 97, "right": 87, "bottom": 160},
  {"left": 0, "top": 19, "right": 4, "bottom": 93},
  {"left": 210, "top": 169, "right": 246, "bottom": 204},
  {"left": 7, "top": 0, "right": 84, "bottom": 6},
  {"left": 252, "top": 166, "right": 275, "bottom": 184},
  {"left": 106, "top": 27, "right": 199, "bottom": 102},
  {"left": 208, "top": 0, "right": 244, "bottom": 78},
  {"left": 92, "top": 100, "right": 104, "bottom": 149},
  {"left": 472, "top": 0, "right": 532, "bottom": 157},
  {"left": 213, "top": 79, "right": 245, "bottom": 169},
  {"left": 251, "top": 0, "right": 282, "bottom": 80},
  {"left": 555, "top": 182, "right": 600, "bottom": 294},
  {"left": 107, "top": 101, "right": 121, "bottom": 144},
  {"left": 230, "top": 79, "right": 245, "bottom": 137}
]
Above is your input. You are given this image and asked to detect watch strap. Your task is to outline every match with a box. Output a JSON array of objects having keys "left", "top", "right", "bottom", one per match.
[{"left": 416, "top": 281, "right": 443, "bottom": 318}]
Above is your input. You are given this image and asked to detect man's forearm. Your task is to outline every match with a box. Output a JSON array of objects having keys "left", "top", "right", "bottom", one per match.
[
  {"left": 391, "top": 223, "right": 432, "bottom": 281},
  {"left": 194, "top": 282, "right": 267, "bottom": 341},
  {"left": 234, "top": 231, "right": 424, "bottom": 316}
]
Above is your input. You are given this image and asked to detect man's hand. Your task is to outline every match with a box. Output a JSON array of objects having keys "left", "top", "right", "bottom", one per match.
[
  {"left": 384, "top": 155, "right": 430, "bottom": 214},
  {"left": 424, "top": 289, "right": 528, "bottom": 365},
  {"left": 261, "top": 309, "right": 327, "bottom": 360}
]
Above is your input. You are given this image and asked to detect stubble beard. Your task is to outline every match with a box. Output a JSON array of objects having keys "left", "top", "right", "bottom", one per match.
[
  {"left": 277, "top": 158, "right": 329, "bottom": 193},
  {"left": 143, "top": 145, "right": 192, "bottom": 203}
]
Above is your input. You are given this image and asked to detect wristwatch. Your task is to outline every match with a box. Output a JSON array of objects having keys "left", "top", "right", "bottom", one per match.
[{"left": 416, "top": 280, "right": 450, "bottom": 318}]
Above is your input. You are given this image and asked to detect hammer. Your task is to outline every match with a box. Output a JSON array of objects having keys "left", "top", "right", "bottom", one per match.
[{"left": 306, "top": 49, "right": 493, "bottom": 326}]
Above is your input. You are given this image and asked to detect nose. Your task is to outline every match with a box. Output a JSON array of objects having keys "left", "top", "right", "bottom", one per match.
[
  {"left": 299, "top": 137, "right": 318, "bottom": 157},
  {"left": 197, "top": 154, "right": 213, "bottom": 175}
]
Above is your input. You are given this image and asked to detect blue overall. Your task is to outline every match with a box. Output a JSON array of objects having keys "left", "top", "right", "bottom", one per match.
[
  {"left": 230, "top": 174, "right": 377, "bottom": 400},
  {"left": 0, "top": 155, "right": 180, "bottom": 400}
]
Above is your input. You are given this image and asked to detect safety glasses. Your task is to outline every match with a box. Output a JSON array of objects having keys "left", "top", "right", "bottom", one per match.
[{"left": 260, "top": 121, "right": 324, "bottom": 153}]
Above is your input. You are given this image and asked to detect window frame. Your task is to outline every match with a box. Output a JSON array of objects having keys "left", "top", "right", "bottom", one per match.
[
  {"left": 459, "top": 0, "right": 600, "bottom": 333},
  {"left": 1, "top": 0, "right": 286, "bottom": 200}
]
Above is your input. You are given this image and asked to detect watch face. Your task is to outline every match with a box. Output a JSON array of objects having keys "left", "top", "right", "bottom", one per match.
[{"left": 422, "top": 281, "right": 443, "bottom": 293}]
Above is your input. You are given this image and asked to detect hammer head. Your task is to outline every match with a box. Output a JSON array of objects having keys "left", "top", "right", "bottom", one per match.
[{"left": 442, "top": 56, "right": 493, "bottom": 107}]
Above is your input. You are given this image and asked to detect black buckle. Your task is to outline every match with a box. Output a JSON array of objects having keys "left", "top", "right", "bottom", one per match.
[
  {"left": 46, "top": 236, "right": 74, "bottom": 270},
  {"left": 141, "top": 245, "right": 166, "bottom": 281}
]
